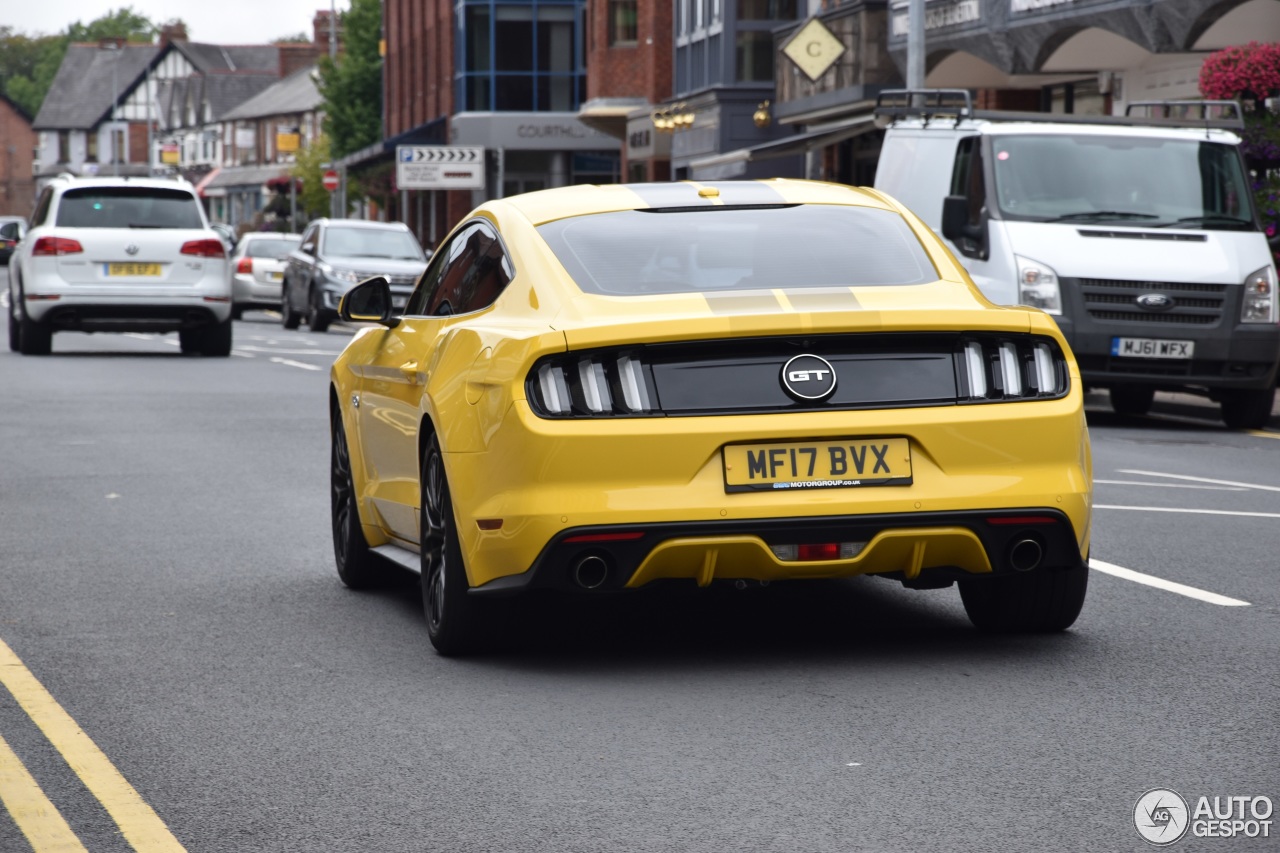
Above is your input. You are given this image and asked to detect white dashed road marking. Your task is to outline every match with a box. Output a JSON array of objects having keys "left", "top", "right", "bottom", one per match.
[
  {"left": 269, "top": 357, "right": 322, "bottom": 371},
  {"left": 1093, "top": 479, "right": 1246, "bottom": 491},
  {"left": 1118, "top": 469, "right": 1280, "bottom": 493},
  {"left": 1095, "top": 504, "right": 1280, "bottom": 520},
  {"left": 1089, "top": 559, "right": 1250, "bottom": 607}
]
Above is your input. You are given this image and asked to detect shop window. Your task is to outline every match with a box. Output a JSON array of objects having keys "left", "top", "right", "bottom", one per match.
[
  {"left": 608, "top": 0, "right": 637, "bottom": 44},
  {"left": 735, "top": 31, "right": 774, "bottom": 82},
  {"left": 740, "top": 0, "right": 796, "bottom": 19},
  {"left": 495, "top": 75, "right": 534, "bottom": 110},
  {"left": 465, "top": 6, "right": 491, "bottom": 71},
  {"left": 86, "top": 132, "right": 98, "bottom": 163},
  {"left": 496, "top": 6, "right": 534, "bottom": 71}
]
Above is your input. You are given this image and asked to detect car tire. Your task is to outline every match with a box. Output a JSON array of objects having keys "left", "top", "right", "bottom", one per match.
[
  {"left": 17, "top": 310, "right": 51, "bottom": 356},
  {"left": 281, "top": 288, "right": 301, "bottom": 330},
  {"left": 200, "top": 317, "right": 233, "bottom": 357},
  {"left": 331, "top": 412, "right": 384, "bottom": 589},
  {"left": 1220, "top": 387, "right": 1275, "bottom": 430},
  {"left": 7, "top": 303, "right": 18, "bottom": 352},
  {"left": 420, "top": 433, "right": 491, "bottom": 656},
  {"left": 231, "top": 305, "right": 244, "bottom": 321},
  {"left": 307, "top": 287, "right": 332, "bottom": 333},
  {"left": 958, "top": 562, "right": 1088, "bottom": 633},
  {"left": 1109, "top": 385, "right": 1154, "bottom": 416}
]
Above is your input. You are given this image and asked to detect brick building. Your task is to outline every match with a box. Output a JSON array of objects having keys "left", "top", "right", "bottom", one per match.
[
  {"left": 0, "top": 94, "right": 36, "bottom": 218},
  {"left": 579, "top": 0, "right": 674, "bottom": 181}
]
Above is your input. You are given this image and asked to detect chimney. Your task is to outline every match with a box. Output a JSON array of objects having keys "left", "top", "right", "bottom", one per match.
[
  {"left": 159, "top": 22, "right": 188, "bottom": 47},
  {"left": 279, "top": 43, "right": 321, "bottom": 78},
  {"left": 313, "top": 10, "right": 343, "bottom": 55},
  {"left": 98, "top": 37, "right": 126, "bottom": 50}
]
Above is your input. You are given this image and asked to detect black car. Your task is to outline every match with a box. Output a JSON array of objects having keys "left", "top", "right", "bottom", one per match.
[
  {"left": 281, "top": 219, "right": 429, "bottom": 332},
  {"left": 0, "top": 216, "right": 27, "bottom": 265}
]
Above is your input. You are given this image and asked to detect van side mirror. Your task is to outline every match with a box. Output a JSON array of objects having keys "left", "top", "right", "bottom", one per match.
[
  {"left": 339, "top": 276, "right": 399, "bottom": 327},
  {"left": 941, "top": 195, "right": 988, "bottom": 260}
]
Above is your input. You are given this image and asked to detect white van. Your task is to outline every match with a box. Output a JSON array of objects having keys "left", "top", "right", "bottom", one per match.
[{"left": 873, "top": 90, "right": 1280, "bottom": 429}]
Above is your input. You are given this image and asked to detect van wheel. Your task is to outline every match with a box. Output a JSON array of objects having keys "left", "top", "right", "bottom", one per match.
[
  {"left": 1109, "top": 385, "right": 1154, "bottom": 416},
  {"left": 958, "top": 563, "right": 1088, "bottom": 633},
  {"left": 1221, "top": 387, "right": 1275, "bottom": 430}
]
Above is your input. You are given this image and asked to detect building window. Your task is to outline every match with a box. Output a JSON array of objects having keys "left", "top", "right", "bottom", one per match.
[
  {"left": 112, "top": 128, "right": 126, "bottom": 164},
  {"left": 608, "top": 0, "right": 637, "bottom": 45},
  {"left": 735, "top": 31, "right": 774, "bottom": 82},
  {"left": 57, "top": 131, "right": 70, "bottom": 163},
  {"left": 458, "top": 0, "right": 585, "bottom": 113},
  {"left": 86, "top": 132, "right": 98, "bottom": 163},
  {"left": 740, "top": 0, "right": 796, "bottom": 19}
]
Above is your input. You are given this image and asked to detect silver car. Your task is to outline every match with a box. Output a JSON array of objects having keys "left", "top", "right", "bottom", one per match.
[{"left": 230, "top": 233, "right": 302, "bottom": 319}]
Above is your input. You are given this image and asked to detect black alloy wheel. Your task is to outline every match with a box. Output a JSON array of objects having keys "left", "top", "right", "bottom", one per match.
[
  {"left": 420, "top": 433, "right": 490, "bottom": 655},
  {"left": 331, "top": 413, "right": 382, "bottom": 588}
]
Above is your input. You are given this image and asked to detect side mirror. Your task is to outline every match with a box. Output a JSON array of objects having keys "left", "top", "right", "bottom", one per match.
[
  {"left": 339, "top": 276, "right": 399, "bottom": 327},
  {"left": 941, "top": 195, "right": 988, "bottom": 260}
]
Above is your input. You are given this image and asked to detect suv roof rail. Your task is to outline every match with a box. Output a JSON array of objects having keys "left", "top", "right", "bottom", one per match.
[{"left": 874, "top": 88, "right": 1246, "bottom": 131}]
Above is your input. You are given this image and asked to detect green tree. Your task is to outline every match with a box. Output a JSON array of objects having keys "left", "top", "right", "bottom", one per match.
[
  {"left": 273, "top": 32, "right": 313, "bottom": 45},
  {"left": 0, "top": 8, "right": 156, "bottom": 118},
  {"left": 317, "top": 0, "right": 382, "bottom": 158},
  {"left": 291, "top": 134, "right": 334, "bottom": 220}
]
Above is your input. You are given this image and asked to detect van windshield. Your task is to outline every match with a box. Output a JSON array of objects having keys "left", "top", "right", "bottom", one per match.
[{"left": 991, "top": 134, "right": 1256, "bottom": 230}]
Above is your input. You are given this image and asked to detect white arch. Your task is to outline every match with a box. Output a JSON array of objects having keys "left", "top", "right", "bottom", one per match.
[
  {"left": 1040, "top": 27, "right": 1152, "bottom": 72},
  {"left": 1193, "top": 0, "right": 1280, "bottom": 50}
]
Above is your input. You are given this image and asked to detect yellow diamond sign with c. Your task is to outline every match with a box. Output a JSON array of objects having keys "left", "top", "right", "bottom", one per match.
[{"left": 782, "top": 18, "right": 846, "bottom": 82}]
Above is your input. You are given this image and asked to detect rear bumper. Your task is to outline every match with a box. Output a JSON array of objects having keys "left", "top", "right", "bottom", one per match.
[
  {"left": 232, "top": 274, "right": 283, "bottom": 306},
  {"left": 26, "top": 297, "right": 230, "bottom": 331},
  {"left": 471, "top": 508, "right": 1087, "bottom": 595}
]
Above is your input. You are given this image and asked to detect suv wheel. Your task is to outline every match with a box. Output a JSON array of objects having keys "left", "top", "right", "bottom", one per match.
[
  {"left": 200, "top": 317, "right": 233, "bottom": 357},
  {"left": 281, "top": 288, "right": 301, "bottom": 329},
  {"left": 18, "top": 309, "right": 51, "bottom": 356},
  {"left": 7, "top": 302, "right": 18, "bottom": 352},
  {"left": 307, "top": 286, "right": 332, "bottom": 333}
]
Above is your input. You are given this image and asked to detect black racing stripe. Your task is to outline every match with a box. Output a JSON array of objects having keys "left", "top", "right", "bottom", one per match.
[
  {"left": 700, "top": 182, "right": 788, "bottom": 207},
  {"left": 627, "top": 183, "right": 711, "bottom": 208}
]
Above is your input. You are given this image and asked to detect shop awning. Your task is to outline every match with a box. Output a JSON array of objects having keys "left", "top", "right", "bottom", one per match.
[{"left": 689, "top": 113, "right": 877, "bottom": 180}]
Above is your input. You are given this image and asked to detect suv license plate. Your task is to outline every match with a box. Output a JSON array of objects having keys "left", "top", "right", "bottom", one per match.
[
  {"left": 723, "top": 438, "right": 912, "bottom": 493},
  {"left": 105, "top": 263, "right": 162, "bottom": 277},
  {"left": 1111, "top": 337, "right": 1194, "bottom": 359}
]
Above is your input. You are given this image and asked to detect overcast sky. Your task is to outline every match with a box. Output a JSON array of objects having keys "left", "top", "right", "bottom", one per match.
[{"left": 6, "top": 0, "right": 350, "bottom": 45}]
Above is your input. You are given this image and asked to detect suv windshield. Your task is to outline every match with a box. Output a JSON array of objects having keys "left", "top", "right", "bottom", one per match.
[
  {"left": 322, "top": 226, "right": 423, "bottom": 260},
  {"left": 991, "top": 134, "right": 1256, "bottom": 230},
  {"left": 56, "top": 187, "right": 205, "bottom": 229},
  {"left": 537, "top": 205, "right": 937, "bottom": 296}
]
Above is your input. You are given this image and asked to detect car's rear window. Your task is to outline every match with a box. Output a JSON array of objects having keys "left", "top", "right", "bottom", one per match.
[
  {"left": 246, "top": 238, "right": 300, "bottom": 258},
  {"left": 536, "top": 205, "right": 938, "bottom": 296},
  {"left": 56, "top": 187, "right": 204, "bottom": 229}
]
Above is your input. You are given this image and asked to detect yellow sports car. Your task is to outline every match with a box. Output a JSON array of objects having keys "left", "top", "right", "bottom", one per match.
[{"left": 329, "top": 180, "right": 1092, "bottom": 654}]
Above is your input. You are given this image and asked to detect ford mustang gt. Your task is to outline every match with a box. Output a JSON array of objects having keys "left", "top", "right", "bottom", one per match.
[{"left": 328, "top": 180, "right": 1092, "bottom": 655}]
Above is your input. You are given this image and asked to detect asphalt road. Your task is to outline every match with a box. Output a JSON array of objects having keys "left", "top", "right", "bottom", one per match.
[{"left": 1, "top": 309, "right": 1278, "bottom": 852}]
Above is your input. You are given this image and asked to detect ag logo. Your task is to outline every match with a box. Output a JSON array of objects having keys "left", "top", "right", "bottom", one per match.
[
  {"left": 781, "top": 354, "right": 837, "bottom": 401},
  {"left": 1135, "top": 788, "right": 1190, "bottom": 845},
  {"left": 1136, "top": 293, "right": 1174, "bottom": 311},
  {"left": 125, "top": 244, "right": 140, "bottom": 256}
]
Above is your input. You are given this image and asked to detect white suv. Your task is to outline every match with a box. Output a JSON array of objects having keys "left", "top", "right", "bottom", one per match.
[{"left": 7, "top": 175, "right": 233, "bottom": 356}]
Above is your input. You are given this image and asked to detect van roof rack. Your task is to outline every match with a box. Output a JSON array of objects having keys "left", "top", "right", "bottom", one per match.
[{"left": 874, "top": 89, "right": 1246, "bottom": 131}]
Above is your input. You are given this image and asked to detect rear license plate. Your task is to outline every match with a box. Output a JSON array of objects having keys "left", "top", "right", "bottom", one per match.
[
  {"left": 723, "top": 438, "right": 912, "bottom": 492},
  {"left": 269, "top": 271, "right": 283, "bottom": 281},
  {"left": 1111, "top": 337, "right": 1194, "bottom": 359},
  {"left": 105, "top": 262, "right": 162, "bottom": 277}
]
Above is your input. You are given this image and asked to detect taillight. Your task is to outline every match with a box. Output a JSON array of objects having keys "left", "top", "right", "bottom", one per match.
[
  {"left": 236, "top": 257, "right": 253, "bottom": 274},
  {"left": 528, "top": 350, "right": 657, "bottom": 417},
  {"left": 180, "top": 239, "right": 226, "bottom": 258},
  {"left": 959, "top": 337, "right": 1067, "bottom": 401},
  {"left": 31, "top": 236, "right": 84, "bottom": 256}
]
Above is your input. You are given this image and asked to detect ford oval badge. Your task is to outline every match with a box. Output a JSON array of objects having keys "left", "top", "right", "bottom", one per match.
[{"left": 1136, "top": 293, "right": 1174, "bottom": 311}]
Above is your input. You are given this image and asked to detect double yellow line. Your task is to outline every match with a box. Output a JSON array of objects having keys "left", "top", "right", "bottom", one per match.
[{"left": 0, "top": 638, "right": 185, "bottom": 852}]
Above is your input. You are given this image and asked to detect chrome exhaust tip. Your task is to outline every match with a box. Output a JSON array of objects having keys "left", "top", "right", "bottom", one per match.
[
  {"left": 1008, "top": 537, "right": 1044, "bottom": 572},
  {"left": 572, "top": 555, "right": 610, "bottom": 590}
]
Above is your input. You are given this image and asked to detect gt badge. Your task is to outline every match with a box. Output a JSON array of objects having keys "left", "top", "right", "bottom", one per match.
[{"left": 781, "top": 354, "right": 837, "bottom": 401}]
